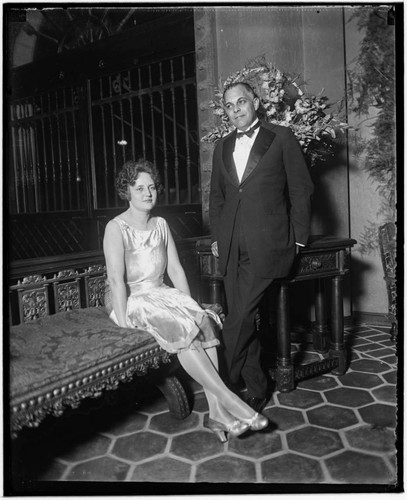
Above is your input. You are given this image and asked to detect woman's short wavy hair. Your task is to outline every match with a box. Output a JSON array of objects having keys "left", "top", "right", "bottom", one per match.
[{"left": 116, "top": 159, "right": 162, "bottom": 201}]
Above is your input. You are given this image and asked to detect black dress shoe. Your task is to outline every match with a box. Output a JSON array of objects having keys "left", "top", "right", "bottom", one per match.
[{"left": 246, "top": 396, "right": 268, "bottom": 413}]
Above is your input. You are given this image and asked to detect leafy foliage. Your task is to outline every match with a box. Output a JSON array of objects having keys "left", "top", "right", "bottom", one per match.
[
  {"left": 202, "top": 55, "right": 348, "bottom": 166},
  {"left": 347, "top": 7, "right": 396, "bottom": 253}
]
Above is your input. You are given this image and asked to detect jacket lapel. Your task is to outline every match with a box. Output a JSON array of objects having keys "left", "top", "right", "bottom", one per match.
[
  {"left": 241, "top": 126, "right": 276, "bottom": 184},
  {"left": 222, "top": 132, "right": 240, "bottom": 186}
]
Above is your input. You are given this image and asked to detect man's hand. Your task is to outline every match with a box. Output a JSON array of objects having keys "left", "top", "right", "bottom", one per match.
[{"left": 211, "top": 241, "right": 219, "bottom": 258}]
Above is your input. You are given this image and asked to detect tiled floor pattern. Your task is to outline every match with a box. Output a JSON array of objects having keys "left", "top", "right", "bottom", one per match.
[{"left": 9, "top": 323, "right": 399, "bottom": 490}]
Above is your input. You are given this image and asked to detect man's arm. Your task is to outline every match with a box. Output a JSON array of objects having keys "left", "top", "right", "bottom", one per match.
[{"left": 282, "top": 128, "right": 314, "bottom": 246}]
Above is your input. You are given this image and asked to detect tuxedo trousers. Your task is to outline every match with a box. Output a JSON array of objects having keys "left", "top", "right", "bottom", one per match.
[{"left": 221, "top": 205, "right": 273, "bottom": 399}]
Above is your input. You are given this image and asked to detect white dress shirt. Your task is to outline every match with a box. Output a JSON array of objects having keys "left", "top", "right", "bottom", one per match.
[{"left": 233, "top": 119, "right": 260, "bottom": 183}]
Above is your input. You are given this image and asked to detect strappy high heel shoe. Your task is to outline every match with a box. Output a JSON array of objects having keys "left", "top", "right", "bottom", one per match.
[
  {"left": 204, "top": 417, "right": 250, "bottom": 443},
  {"left": 241, "top": 412, "right": 269, "bottom": 431}
]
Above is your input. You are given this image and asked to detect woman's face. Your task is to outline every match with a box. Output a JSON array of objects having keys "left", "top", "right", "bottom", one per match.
[{"left": 128, "top": 172, "right": 157, "bottom": 212}]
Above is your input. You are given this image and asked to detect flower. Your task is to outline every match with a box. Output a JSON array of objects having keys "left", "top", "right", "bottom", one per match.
[{"left": 201, "top": 55, "right": 349, "bottom": 165}]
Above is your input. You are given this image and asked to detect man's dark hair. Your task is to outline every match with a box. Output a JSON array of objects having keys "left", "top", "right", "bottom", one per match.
[
  {"left": 223, "top": 81, "right": 258, "bottom": 101},
  {"left": 223, "top": 81, "right": 266, "bottom": 119}
]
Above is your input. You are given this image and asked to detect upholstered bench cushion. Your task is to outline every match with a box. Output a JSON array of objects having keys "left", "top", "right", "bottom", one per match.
[{"left": 10, "top": 307, "right": 166, "bottom": 407}]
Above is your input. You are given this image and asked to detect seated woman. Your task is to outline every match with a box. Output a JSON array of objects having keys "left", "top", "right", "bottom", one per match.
[{"left": 103, "top": 158, "right": 269, "bottom": 442}]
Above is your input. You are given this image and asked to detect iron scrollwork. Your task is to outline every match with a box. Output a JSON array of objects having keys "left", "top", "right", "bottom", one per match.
[{"left": 112, "top": 73, "right": 131, "bottom": 94}]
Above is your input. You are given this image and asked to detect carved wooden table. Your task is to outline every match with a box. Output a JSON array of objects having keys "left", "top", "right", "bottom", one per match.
[{"left": 196, "top": 235, "right": 357, "bottom": 392}]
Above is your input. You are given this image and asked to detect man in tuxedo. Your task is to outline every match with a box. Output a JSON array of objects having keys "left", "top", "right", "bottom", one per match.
[{"left": 209, "top": 82, "right": 314, "bottom": 412}]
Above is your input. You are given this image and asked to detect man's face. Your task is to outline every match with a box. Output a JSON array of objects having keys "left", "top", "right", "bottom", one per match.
[{"left": 223, "top": 85, "right": 259, "bottom": 131}]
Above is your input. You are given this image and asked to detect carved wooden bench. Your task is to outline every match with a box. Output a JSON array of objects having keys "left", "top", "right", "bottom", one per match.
[{"left": 8, "top": 261, "right": 209, "bottom": 438}]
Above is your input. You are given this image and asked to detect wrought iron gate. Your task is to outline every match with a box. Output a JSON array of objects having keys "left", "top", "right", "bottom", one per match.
[
  {"left": 88, "top": 51, "right": 200, "bottom": 209},
  {"left": 8, "top": 18, "right": 201, "bottom": 259},
  {"left": 9, "top": 87, "right": 85, "bottom": 214}
]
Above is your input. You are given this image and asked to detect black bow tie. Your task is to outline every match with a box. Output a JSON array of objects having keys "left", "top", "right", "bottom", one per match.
[{"left": 236, "top": 121, "right": 261, "bottom": 139}]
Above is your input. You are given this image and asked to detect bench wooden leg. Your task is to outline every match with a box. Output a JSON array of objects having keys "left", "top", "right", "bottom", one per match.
[{"left": 155, "top": 375, "right": 191, "bottom": 419}]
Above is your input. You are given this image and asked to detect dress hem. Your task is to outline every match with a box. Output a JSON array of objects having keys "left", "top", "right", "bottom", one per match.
[{"left": 146, "top": 313, "right": 221, "bottom": 354}]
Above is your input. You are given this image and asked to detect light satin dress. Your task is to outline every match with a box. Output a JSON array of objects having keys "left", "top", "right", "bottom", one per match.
[{"left": 105, "top": 216, "right": 221, "bottom": 353}]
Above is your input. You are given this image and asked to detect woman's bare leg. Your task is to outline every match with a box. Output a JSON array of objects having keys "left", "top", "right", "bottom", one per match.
[
  {"left": 177, "top": 344, "right": 255, "bottom": 423},
  {"left": 197, "top": 346, "right": 238, "bottom": 424}
]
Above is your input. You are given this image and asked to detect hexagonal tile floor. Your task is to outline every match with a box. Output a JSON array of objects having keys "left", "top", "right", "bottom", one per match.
[{"left": 8, "top": 323, "right": 399, "bottom": 490}]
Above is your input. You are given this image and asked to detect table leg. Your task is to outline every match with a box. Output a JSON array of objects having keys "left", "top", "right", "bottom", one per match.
[
  {"left": 276, "top": 282, "right": 294, "bottom": 392},
  {"left": 330, "top": 275, "right": 347, "bottom": 375},
  {"left": 208, "top": 278, "right": 222, "bottom": 306},
  {"left": 313, "top": 278, "right": 329, "bottom": 353}
]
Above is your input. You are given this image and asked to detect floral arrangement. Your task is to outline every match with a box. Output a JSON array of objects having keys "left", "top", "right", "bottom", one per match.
[{"left": 201, "top": 56, "right": 349, "bottom": 166}]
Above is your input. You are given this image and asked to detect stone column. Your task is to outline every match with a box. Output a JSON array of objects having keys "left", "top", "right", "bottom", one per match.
[{"left": 193, "top": 8, "right": 219, "bottom": 232}]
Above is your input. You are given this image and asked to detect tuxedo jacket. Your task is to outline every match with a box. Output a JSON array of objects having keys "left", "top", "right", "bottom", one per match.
[{"left": 209, "top": 121, "right": 314, "bottom": 279}]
